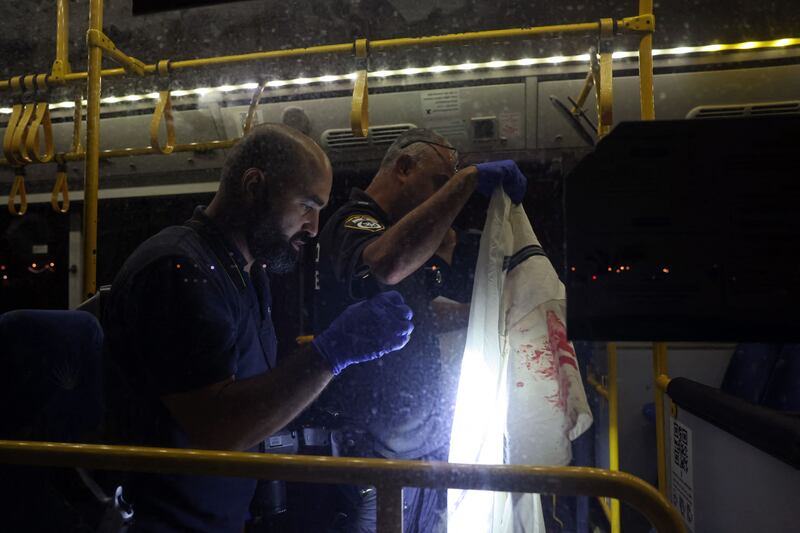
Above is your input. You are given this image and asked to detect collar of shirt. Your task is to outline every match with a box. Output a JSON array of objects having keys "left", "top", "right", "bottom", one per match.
[
  {"left": 190, "top": 205, "right": 249, "bottom": 274},
  {"left": 349, "top": 188, "right": 391, "bottom": 225}
]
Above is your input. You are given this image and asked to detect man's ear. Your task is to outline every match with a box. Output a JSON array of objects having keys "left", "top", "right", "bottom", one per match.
[
  {"left": 395, "top": 154, "right": 415, "bottom": 183},
  {"left": 242, "top": 167, "right": 266, "bottom": 205}
]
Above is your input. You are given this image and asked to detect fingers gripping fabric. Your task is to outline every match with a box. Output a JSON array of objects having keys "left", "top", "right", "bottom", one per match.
[{"left": 475, "top": 160, "right": 528, "bottom": 205}]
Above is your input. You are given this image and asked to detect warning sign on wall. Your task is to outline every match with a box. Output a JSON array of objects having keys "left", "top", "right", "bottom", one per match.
[
  {"left": 420, "top": 89, "right": 461, "bottom": 118},
  {"left": 670, "top": 417, "right": 695, "bottom": 530}
]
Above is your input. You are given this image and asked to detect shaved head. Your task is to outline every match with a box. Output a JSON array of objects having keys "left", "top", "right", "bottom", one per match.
[{"left": 220, "top": 123, "right": 328, "bottom": 200}]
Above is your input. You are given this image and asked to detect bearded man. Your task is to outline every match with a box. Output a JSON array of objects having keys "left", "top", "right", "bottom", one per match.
[{"left": 102, "top": 124, "right": 414, "bottom": 533}]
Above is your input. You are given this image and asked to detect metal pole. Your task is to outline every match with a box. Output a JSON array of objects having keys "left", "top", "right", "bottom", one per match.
[
  {"left": 638, "top": 0, "right": 655, "bottom": 120},
  {"left": 55, "top": 0, "right": 71, "bottom": 73},
  {"left": 608, "top": 342, "right": 621, "bottom": 533},
  {"left": 82, "top": 0, "right": 103, "bottom": 299},
  {"left": 653, "top": 342, "right": 669, "bottom": 498}
]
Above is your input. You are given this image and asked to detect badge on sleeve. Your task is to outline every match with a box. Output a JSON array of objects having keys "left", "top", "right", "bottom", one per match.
[{"left": 344, "top": 214, "right": 385, "bottom": 232}]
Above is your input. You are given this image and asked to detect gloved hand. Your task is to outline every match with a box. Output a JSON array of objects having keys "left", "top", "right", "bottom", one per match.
[
  {"left": 475, "top": 160, "right": 528, "bottom": 204},
  {"left": 313, "top": 290, "right": 414, "bottom": 376}
]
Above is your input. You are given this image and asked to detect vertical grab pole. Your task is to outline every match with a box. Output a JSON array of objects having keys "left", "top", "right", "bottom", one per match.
[
  {"left": 376, "top": 484, "right": 403, "bottom": 533},
  {"left": 638, "top": 0, "right": 655, "bottom": 120},
  {"left": 653, "top": 342, "right": 669, "bottom": 497},
  {"left": 82, "top": 0, "right": 104, "bottom": 299},
  {"left": 607, "top": 342, "right": 621, "bottom": 533},
  {"left": 55, "top": 0, "right": 71, "bottom": 74}
]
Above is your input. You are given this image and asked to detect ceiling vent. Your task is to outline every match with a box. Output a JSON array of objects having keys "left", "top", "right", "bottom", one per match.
[
  {"left": 687, "top": 101, "right": 800, "bottom": 119},
  {"left": 321, "top": 123, "right": 417, "bottom": 151}
]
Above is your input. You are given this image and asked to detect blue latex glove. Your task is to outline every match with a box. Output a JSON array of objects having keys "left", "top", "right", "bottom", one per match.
[
  {"left": 313, "top": 290, "right": 414, "bottom": 376},
  {"left": 475, "top": 160, "right": 528, "bottom": 204}
]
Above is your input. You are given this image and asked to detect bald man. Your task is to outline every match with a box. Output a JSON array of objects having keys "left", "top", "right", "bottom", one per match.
[{"left": 103, "top": 124, "right": 414, "bottom": 533}]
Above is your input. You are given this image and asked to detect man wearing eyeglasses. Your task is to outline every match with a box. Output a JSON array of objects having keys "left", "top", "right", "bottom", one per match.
[{"left": 306, "top": 128, "right": 527, "bottom": 532}]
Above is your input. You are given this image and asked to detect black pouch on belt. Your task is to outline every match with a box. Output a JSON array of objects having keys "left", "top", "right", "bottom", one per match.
[{"left": 250, "top": 429, "right": 300, "bottom": 518}]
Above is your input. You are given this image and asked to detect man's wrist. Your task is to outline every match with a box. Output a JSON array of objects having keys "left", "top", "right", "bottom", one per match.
[{"left": 310, "top": 335, "right": 339, "bottom": 376}]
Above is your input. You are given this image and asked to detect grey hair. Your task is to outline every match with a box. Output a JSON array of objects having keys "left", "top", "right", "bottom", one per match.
[
  {"left": 379, "top": 128, "right": 451, "bottom": 169},
  {"left": 219, "top": 123, "right": 318, "bottom": 198}
]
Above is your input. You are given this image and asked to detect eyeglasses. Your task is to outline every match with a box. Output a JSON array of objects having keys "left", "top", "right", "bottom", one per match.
[{"left": 399, "top": 139, "right": 460, "bottom": 174}]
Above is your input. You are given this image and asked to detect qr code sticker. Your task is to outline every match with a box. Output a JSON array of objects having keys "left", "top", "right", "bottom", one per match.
[{"left": 673, "top": 422, "right": 689, "bottom": 473}]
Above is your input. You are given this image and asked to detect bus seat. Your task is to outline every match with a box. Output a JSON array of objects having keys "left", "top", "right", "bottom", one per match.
[
  {"left": 719, "top": 343, "right": 799, "bottom": 414},
  {"left": 0, "top": 309, "right": 104, "bottom": 441},
  {"left": 720, "top": 343, "right": 783, "bottom": 406},
  {"left": 761, "top": 344, "right": 800, "bottom": 414},
  {"left": 0, "top": 309, "right": 106, "bottom": 532}
]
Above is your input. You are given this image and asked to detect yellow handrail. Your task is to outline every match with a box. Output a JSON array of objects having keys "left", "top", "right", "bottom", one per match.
[
  {"left": 82, "top": 0, "right": 103, "bottom": 299},
  {"left": 51, "top": 0, "right": 72, "bottom": 80},
  {"left": 653, "top": 342, "right": 669, "bottom": 498},
  {"left": 608, "top": 342, "right": 621, "bottom": 533},
  {"left": 0, "top": 18, "right": 652, "bottom": 92},
  {"left": 0, "top": 439, "right": 685, "bottom": 533}
]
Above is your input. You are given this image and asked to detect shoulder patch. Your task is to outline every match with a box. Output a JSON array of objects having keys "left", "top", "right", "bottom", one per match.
[{"left": 344, "top": 214, "right": 385, "bottom": 233}]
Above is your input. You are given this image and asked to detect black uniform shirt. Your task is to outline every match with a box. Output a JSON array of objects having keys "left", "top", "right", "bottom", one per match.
[
  {"left": 103, "top": 206, "right": 277, "bottom": 533},
  {"left": 314, "top": 189, "right": 453, "bottom": 459}
]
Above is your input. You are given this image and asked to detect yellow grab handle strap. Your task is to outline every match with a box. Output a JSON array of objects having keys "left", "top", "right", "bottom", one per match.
[
  {"left": 350, "top": 38, "right": 369, "bottom": 138},
  {"left": 2, "top": 104, "right": 24, "bottom": 165},
  {"left": 597, "top": 18, "right": 614, "bottom": 138},
  {"left": 51, "top": 166, "right": 70, "bottom": 214},
  {"left": 149, "top": 90, "right": 176, "bottom": 154},
  {"left": 11, "top": 103, "right": 36, "bottom": 164},
  {"left": 71, "top": 94, "right": 84, "bottom": 155},
  {"left": 8, "top": 172, "right": 27, "bottom": 216},
  {"left": 243, "top": 81, "right": 267, "bottom": 134},
  {"left": 350, "top": 70, "right": 369, "bottom": 138},
  {"left": 25, "top": 102, "right": 55, "bottom": 163}
]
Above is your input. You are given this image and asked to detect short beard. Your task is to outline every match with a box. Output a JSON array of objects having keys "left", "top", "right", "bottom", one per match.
[{"left": 246, "top": 211, "right": 301, "bottom": 275}]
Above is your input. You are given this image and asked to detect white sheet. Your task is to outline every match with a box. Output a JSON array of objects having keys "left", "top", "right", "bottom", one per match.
[{"left": 448, "top": 189, "right": 593, "bottom": 533}]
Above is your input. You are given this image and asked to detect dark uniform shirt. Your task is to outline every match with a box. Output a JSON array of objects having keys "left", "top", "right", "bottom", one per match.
[
  {"left": 103, "top": 207, "right": 277, "bottom": 533},
  {"left": 314, "top": 189, "right": 454, "bottom": 460}
]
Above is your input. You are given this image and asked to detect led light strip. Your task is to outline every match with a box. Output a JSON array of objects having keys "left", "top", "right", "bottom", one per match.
[{"left": 1, "top": 37, "right": 797, "bottom": 114}]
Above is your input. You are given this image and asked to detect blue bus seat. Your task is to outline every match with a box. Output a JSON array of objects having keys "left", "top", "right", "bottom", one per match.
[{"left": 0, "top": 309, "right": 106, "bottom": 532}]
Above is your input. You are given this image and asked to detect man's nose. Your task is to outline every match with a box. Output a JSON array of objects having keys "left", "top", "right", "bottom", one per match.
[{"left": 303, "top": 212, "right": 319, "bottom": 238}]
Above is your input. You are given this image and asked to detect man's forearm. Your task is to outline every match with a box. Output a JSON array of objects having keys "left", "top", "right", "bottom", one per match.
[
  {"left": 163, "top": 344, "right": 333, "bottom": 451},
  {"left": 364, "top": 167, "right": 477, "bottom": 285}
]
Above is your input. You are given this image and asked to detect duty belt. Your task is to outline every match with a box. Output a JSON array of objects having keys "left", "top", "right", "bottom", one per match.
[{"left": 263, "top": 427, "right": 335, "bottom": 455}]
